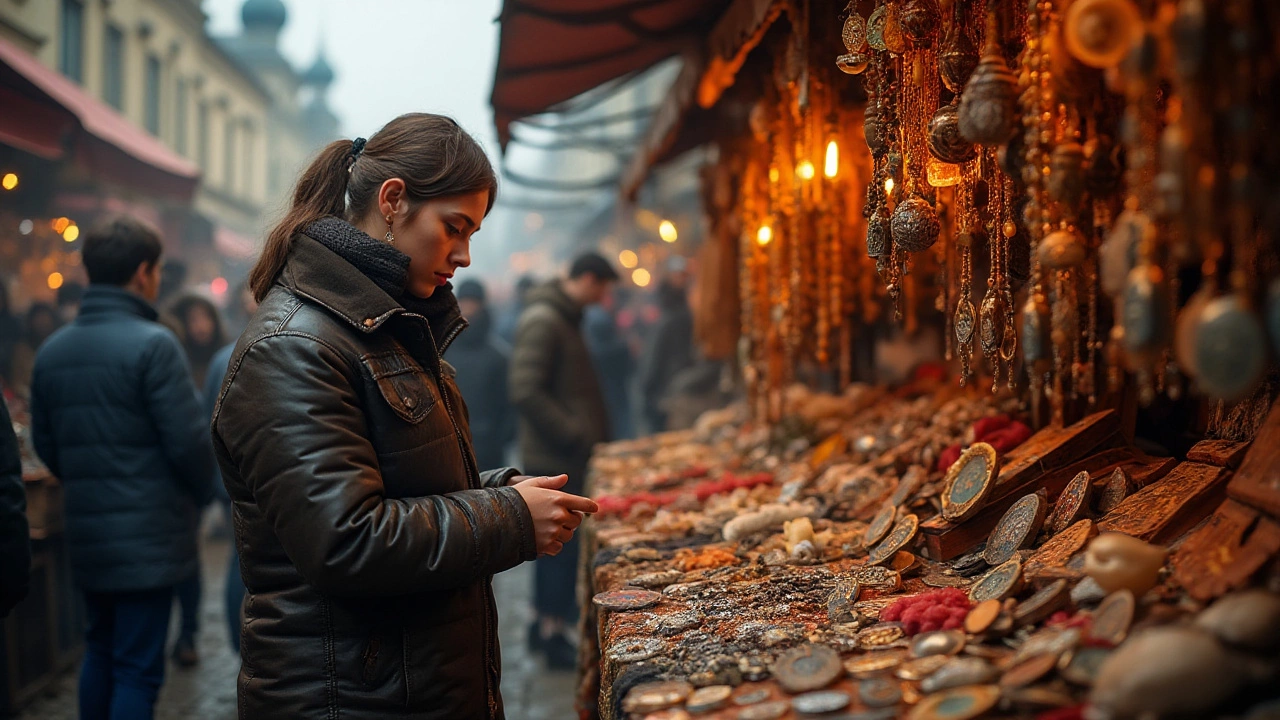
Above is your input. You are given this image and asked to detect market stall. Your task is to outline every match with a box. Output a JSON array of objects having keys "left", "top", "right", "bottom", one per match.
[{"left": 508, "top": 0, "right": 1280, "bottom": 716}]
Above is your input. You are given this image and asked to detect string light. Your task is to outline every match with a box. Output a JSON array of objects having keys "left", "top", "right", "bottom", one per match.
[
  {"left": 52, "top": 217, "right": 71, "bottom": 234},
  {"left": 1, "top": 173, "right": 17, "bottom": 191},
  {"left": 796, "top": 160, "right": 816, "bottom": 181},
  {"left": 62, "top": 224, "right": 79, "bottom": 242},
  {"left": 48, "top": 272, "right": 64, "bottom": 290},
  {"left": 756, "top": 224, "right": 774, "bottom": 246},
  {"left": 211, "top": 277, "right": 229, "bottom": 295},
  {"left": 884, "top": 177, "right": 895, "bottom": 196},
  {"left": 824, "top": 141, "right": 839, "bottom": 178},
  {"left": 632, "top": 268, "right": 651, "bottom": 287},
  {"left": 658, "top": 220, "right": 678, "bottom": 243},
  {"left": 619, "top": 249, "right": 638, "bottom": 268}
]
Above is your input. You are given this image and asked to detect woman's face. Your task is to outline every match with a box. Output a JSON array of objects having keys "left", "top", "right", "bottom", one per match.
[
  {"left": 393, "top": 191, "right": 487, "bottom": 298},
  {"left": 186, "top": 305, "right": 216, "bottom": 346}
]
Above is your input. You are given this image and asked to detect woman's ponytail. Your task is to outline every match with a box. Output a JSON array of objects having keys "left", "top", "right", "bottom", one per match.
[{"left": 248, "top": 139, "right": 355, "bottom": 301}]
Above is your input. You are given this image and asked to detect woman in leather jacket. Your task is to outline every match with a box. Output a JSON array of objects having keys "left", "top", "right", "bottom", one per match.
[{"left": 211, "top": 113, "right": 597, "bottom": 719}]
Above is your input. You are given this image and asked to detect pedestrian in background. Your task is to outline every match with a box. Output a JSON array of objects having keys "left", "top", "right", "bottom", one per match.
[
  {"left": 450, "top": 278, "right": 515, "bottom": 471},
  {"left": 510, "top": 252, "right": 616, "bottom": 668},
  {"left": 10, "top": 302, "right": 62, "bottom": 396},
  {"left": 170, "top": 294, "right": 226, "bottom": 388},
  {"left": 0, "top": 280, "right": 22, "bottom": 389},
  {"left": 639, "top": 257, "right": 695, "bottom": 433},
  {"left": 497, "top": 273, "right": 536, "bottom": 344},
  {"left": 31, "top": 216, "right": 216, "bottom": 720},
  {"left": 584, "top": 288, "right": 635, "bottom": 440},
  {"left": 0, "top": 393, "right": 29, "bottom": 618},
  {"left": 56, "top": 281, "right": 84, "bottom": 324}
]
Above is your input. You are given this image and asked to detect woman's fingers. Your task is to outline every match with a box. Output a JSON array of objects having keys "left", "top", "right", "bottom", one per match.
[
  {"left": 542, "top": 540, "right": 564, "bottom": 557},
  {"left": 559, "top": 493, "right": 599, "bottom": 515},
  {"left": 555, "top": 526, "right": 574, "bottom": 543}
]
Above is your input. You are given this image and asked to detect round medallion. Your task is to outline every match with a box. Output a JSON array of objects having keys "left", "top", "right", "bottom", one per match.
[
  {"left": 1029, "top": 519, "right": 1096, "bottom": 568},
  {"left": 794, "top": 689, "right": 853, "bottom": 714},
  {"left": 963, "top": 599, "right": 1002, "bottom": 635},
  {"left": 907, "top": 685, "right": 1001, "bottom": 720},
  {"left": 999, "top": 653, "right": 1059, "bottom": 689},
  {"left": 1064, "top": 0, "right": 1142, "bottom": 69},
  {"left": 1192, "top": 293, "right": 1269, "bottom": 403},
  {"left": 856, "top": 624, "right": 906, "bottom": 650},
  {"left": 1059, "top": 645, "right": 1111, "bottom": 686},
  {"left": 984, "top": 493, "right": 1049, "bottom": 566},
  {"left": 942, "top": 443, "right": 998, "bottom": 522},
  {"left": 979, "top": 290, "right": 1007, "bottom": 359},
  {"left": 1089, "top": 589, "right": 1135, "bottom": 645},
  {"left": 858, "top": 677, "right": 902, "bottom": 708},
  {"left": 1038, "top": 229, "right": 1088, "bottom": 270},
  {"left": 1049, "top": 472, "right": 1093, "bottom": 535},
  {"left": 685, "top": 685, "right": 732, "bottom": 714},
  {"left": 733, "top": 687, "right": 772, "bottom": 706},
  {"left": 622, "top": 680, "right": 693, "bottom": 714},
  {"left": 737, "top": 700, "right": 790, "bottom": 720},
  {"left": 896, "top": 654, "right": 951, "bottom": 681},
  {"left": 968, "top": 558, "right": 1023, "bottom": 603},
  {"left": 864, "top": 503, "right": 897, "bottom": 548},
  {"left": 607, "top": 636, "right": 665, "bottom": 663},
  {"left": 868, "top": 514, "right": 920, "bottom": 566},
  {"left": 1014, "top": 579, "right": 1071, "bottom": 627},
  {"left": 927, "top": 103, "right": 978, "bottom": 165},
  {"left": 595, "top": 588, "right": 663, "bottom": 612},
  {"left": 958, "top": 48, "right": 1019, "bottom": 145},
  {"left": 773, "top": 644, "right": 842, "bottom": 693},
  {"left": 844, "top": 651, "right": 906, "bottom": 677},
  {"left": 921, "top": 657, "right": 998, "bottom": 693},
  {"left": 866, "top": 5, "right": 888, "bottom": 51},
  {"left": 629, "top": 569, "right": 686, "bottom": 589},
  {"left": 910, "top": 630, "right": 966, "bottom": 658},
  {"left": 938, "top": 20, "right": 978, "bottom": 92},
  {"left": 955, "top": 297, "right": 976, "bottom": 346},
  {"left": 843, "top": 10, "right": 868, "bottom": 51},
  {"left": 891, "top": 197, "right": 942, "bottom": 253}
]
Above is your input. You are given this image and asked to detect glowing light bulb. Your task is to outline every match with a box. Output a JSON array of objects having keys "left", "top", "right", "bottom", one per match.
[
  {"left": 658, "top": 220, "right": 678, "bottom": 243},
  {"left": 619, "top": 249, "right": 638, "bottom": 268},
  {"left": 796, "top": 160, "right": 816, "bottom": 181},
  {"left": 48, "top": 272, "right": 64, "bottom": 290},
  {"left": 632, "top": 268, "right": 651, "bottom": 287},
  {"left": 211, "top": 277, "right": 229, "bottom": 295},
  {"left": 756, "top": 225, "right": 773, "bottom": 246},
  {"left": 884, "top": 177, "right": 895, "bottom": 196},
  {"left": 1, "top": 173, "right": 17, "bottom": 191},
  {"left": 769, "top": 166, "right": 780, "bottom": 183},
  {"left": 62, "top": 224, "right": 79, "bottom": 242},
  {"left": 52, "top": 217, "right": 71, "bottom": 234},
  {"left": 824, "top": 141, "right": 839, "bottom": 178}
]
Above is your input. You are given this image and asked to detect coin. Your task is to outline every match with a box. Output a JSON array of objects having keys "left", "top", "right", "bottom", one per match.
[
  {"left": 911, "top": 630, "right": 966, "bottom": 658},
  {"left": 864, "top": 503, "right": 897, "bottom": 548},
  {"left": 594, "top": 588, "right": 663, "bottom": 611},
  {"left": 686, "top": 685, "right": 732, "bottom": 714},
  {"left": 1095, "top": 467, "right": 1134, "bottom": 515},
  {"left": 844, "top": 652, "right": 906, "bottom": 677},
  {"left": 907, "top": 685, "right": 1001, "bottom": 720},
  {"left": 1000, "top": 652, "right": 1059, "bottom": 689},
  {"left": 622, "top": 680, "right": 694, "bottom": 714},
  {"left": 920, "top": 657, "right": 998, "bottom": 693},
  {"left": 855, "top": 624, "right": 906, "bottom": 650},
  {"left": 737, "top": 700, "right": 790, "bottom": 720},
  {"left": 1014, "top": 579, "right": 1071, "bottom": 626},
  {"left": 793, "top": 689, "right": 853, "bottom": 714},
  {"left": 964, "top": 599, "right": 1002, "bottom": 635},
  {"left": 855, "top": 565, "right": 903, "bottom": 590},
  {"left": 858, "top": 677, "right": 902, "bottom": 708},
  {"left": 1089, "top": 589, "right": 1135, "bottom": 645},
  {"left": 968, "top": 558, "right": 1023, "bottom": 603},
  {"left": 607, "top": 636, "right": 665, "bottom": 663},
  {"left": 732, "top": 687, "right": 772, "bottom": 706},
  {"left": 941, "top": 442, "right": 999, "bottom": 522},
  {"left": 773, "top": 643, "right": 843, "bottom": 693},
  {"left": 922, "top": 572, "right": 971, "bottom": 589},
  {"left": 1049, "top": 471, "right": 1092, "bottom": 535},
  {"left": 1004, "top": 686, "right": 1076, "bottom": 708},
  {"left": 868, "top": 514, "right": 920, "bottom": 566},
  {"left": 983, "top": 493, "right": 1048, "bottom": 566},
  {"left": 1028, "top": 519, "right": 1095, "bottom": 568},
  {"left": 1059, "top": 645, "right": 1110, "bottom": 686},
  {"left": 629, "top": 569, "right": 686, "bottom": 589},
  {"left": 895, "top": 654, "right": 950, "bottom": 680},
  {"left": 890, "top": 551, "right": 920, "bottom": 575},
  {"left": 1012, "top": 627, "right": 1081, "bottom": 666}
]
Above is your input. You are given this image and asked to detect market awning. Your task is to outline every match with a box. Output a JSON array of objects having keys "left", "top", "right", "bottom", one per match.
[
  {"left": 491, "top": 0, "right": 733, "bottom": 148},
  {"left": 0, "top": 35, "right": 200, "bottom": 199}
]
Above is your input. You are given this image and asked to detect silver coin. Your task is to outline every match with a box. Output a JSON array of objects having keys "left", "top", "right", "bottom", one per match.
[
  {"left": 792, "top": 690, "right": 853, "bottom": 714},
  {"left": 738, "top": 700, "right": 791, "bottom": 720},
  {"left": 920, "top": 657, "right": 998, "bottom": 693},
  {"left": 733, "top": 688, "right": 772, "bottom": 706},
  {"left": 606, "top": 636, "right": 665, "bottom": 663}
]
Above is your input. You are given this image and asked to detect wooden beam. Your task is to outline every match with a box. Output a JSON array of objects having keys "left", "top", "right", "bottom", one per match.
[
  {"left": 1226, "top": 398, "right": 1280, "bottom": 517},
  {"left": 1098, "top": 462, "right": 1230, "bottom": 544},
  {"left": 1171, "top": 499, "right": 1280, "bottom": 601}
]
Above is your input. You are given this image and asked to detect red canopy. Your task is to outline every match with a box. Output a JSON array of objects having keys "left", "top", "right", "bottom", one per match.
[
  {"left": 490, "top": 0, "right": 732, "bottom": 148},
  {"left": 0, "top": 35, "right": 200, "bottom": 199}
]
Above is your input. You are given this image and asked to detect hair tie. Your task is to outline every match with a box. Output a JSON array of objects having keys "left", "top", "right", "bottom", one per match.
[{"left": 348, "top": 137, "right": 367, "bottom": 172}]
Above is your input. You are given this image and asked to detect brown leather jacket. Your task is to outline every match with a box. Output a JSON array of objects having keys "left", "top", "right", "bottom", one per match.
[{"left": 213, "top": 235, "right": 535, "bottom": 719}]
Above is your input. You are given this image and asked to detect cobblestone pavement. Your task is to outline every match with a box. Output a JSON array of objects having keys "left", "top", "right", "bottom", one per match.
[{"left": 18, "top": 538, "right": 579, "bottom": 719}]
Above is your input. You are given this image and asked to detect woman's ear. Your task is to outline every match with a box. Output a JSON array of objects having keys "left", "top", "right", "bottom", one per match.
[{"left": 377, "top": 178, "right": 408, "bottom": 219}]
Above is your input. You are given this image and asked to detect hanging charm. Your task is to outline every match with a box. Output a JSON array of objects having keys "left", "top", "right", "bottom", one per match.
[
  {"left": 938, "top": 5, "right": 979, "bottom": 92},
  {"left": 1063, "top": 0, "right": 1142, "bottom": 69},
  {"left": 838, "top": 2, "right": 871, "bottom": 74},
  {"left": 958, "top": 14, "right": 1019, "bottom": 145},
  {"left": 928, "top": 102, "right": 978, "bottom": 164},
  {"left": 891, "top": 196, "right": 942, "bottom": 252},
  {"left": 898, "top": 0, "right": 942, "bottom": 47},
  {"left": 1192, "top": 292, "right": 1269, "bottom": 404}
]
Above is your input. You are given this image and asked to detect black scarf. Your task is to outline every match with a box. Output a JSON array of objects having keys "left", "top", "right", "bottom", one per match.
[{"left": 304, "top": 217, "right": 465, "bottom": 351}]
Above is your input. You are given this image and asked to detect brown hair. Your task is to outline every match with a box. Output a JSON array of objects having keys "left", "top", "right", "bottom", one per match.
[{"left": 249, "top": 113, "right": 498, "bottom": 301}]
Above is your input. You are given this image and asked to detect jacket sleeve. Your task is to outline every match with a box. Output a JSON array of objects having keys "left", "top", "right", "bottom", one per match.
[
  {"left": 509, "top": 315, "right": 586, "bottom": 451},
  {"left": 215, "top": 333, "right": 536, "bottom": 598},
  {"left": 479, "top": 467, "right": 520, "bottom": 489},
  {"left": 0, "top": 394, "right": 29, "bottom": 617},
  {"left": 142, "top": 332, "right": 218, "bottom": 506}
]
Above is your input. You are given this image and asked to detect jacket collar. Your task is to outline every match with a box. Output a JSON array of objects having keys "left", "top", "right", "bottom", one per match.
[{"left": 79, "top": 285, "right": 159, "bottom": 322}]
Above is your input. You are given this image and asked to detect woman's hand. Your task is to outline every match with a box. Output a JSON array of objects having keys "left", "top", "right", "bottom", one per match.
[{"left": 512, "top": 475, "right": 599, "bottom": 557}]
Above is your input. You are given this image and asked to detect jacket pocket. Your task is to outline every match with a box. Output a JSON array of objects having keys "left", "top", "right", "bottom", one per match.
[{"left": 360, "top": 351, "right": 437, "bottom": 424}]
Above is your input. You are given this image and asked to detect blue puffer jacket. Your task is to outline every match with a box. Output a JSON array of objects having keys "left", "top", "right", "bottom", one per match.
[{"left": 31, "top": 285, "right": 216, "bottom": 592}]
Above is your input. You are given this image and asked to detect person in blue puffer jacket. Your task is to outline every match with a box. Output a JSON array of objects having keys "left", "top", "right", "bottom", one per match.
[{"left": 30, "top": 216, "right": 216, "bottom": 720}]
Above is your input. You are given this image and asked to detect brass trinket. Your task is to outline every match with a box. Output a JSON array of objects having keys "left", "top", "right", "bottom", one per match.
[
  {"left": 844, "top": 651, "right": 907, "bottom": 677},
  {"left": 964, "top": 599, "right": 1002, "bottom": 635},
  {"left": 958, "top": 16, "right": 1019, "bottom": 145},
  {"left": 856, "top": 624, "right": 907, "bottom": 649},
  {"left": 941, "top": 443, "right": 998, "bottom": 522},
  {"left": 891, "top": 196, "right": 942, "bottom": 253},
  {"left": 928, "top": 103, "right": 978, "bottom": 164},
  {"left": 938, "top": 15, "right": 978, "bottom": 92}
]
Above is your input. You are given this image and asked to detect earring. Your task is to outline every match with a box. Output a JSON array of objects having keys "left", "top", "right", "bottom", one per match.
[{"left": 384, "top": 215, "right": 395, "bottom": 245}]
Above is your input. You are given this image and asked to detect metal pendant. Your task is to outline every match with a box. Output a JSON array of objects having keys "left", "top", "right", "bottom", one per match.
[
  {"left": 1120, "top": 262, "right": 1172, "bottom": 358},
  {"left": 1192, "top": 293, "right": 1268, "bottom": 403},
  {"left": 898, "top": 0, "right": 941, "bottom": 47},
  {"left": 1064, "top": 0, "right": 1142, "bottom": 69},
  {"left": 955, "top": 296, "right": 977, "bottom": 345},
  {"left": 1048, "top": 142, "right": 1087, "bottom": 207},
  {"left": 1021, "top": 292, "right": 1052, "bottom": 369},
  {"left": 843, "top": 6, "right": 869, "bottom": 51},
  {"left": 891, "top": 196, "right": 941, "bottom": 252},
  {"left": 1039, "top": 229, "right": 1088, "bottom": 270},
  {"left": 979, "top": 289, "right": 1006, "bottom": 358},
  {"left": 882, "top": 3, "right": 907, "bottom": 54},
  {"left": 958, "top": 46, "right": 1019, "bottom": 145},
  {"left": 1101, "top": 210, "right": 1150, "bottom": 298},
  {"left": 867, "top": 5, "right": 889, "bottom": 51},
  {"left": 939, "top": 18, "right": 979, "bottom": 92},
  {"left": 867, "top": 212, "right": 891, "bottom": 258},
  {"left": 928, "top": 102, "right": 978, "bottom": 164}
]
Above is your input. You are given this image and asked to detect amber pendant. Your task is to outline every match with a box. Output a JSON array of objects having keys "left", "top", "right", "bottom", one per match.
[
  {"left": 938, "top": 19, "right": 979, "bottom": 92},
  {"left": 891, "top": 196, "right": 942, "bottom": 252},
  {"left": 898, "top": 0, "right": 941, "bottom": 47},
  {"left": 882, "top": 3, "right": 907, "bottom": 54},
  {"left": 1192, "top": 294, "right": 1268, "bottom": 403},
  {"left": 928, "top": 102, "right": 978, "bottom": 164},
  {"left": 958, "top": 48, "right": 1019, "bottom": 145}
]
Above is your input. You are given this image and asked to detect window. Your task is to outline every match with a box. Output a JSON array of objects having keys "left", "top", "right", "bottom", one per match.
[
  {"left": 174, "top": 79, "right": 188, "bottom": 155},
  {"left": 224, "top": 116, "right": 236, "bottom": 191},
  {"left": 145, "top": 55, "right": 162, "bottom": 135},
  {"left": 59, "top": 0, "right": 84, "bottom": 82},
  {"left": 103, "top": 25, "right": 125, "bottom": 110},
  {"left": 197, "top": 101, "right": 209, "bottom": 170}
]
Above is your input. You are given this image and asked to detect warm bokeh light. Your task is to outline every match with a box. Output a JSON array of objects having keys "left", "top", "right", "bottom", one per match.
[
  {"left": 796, "top": 160, "right": 816, "bottom": 181},
  {"left": 48, "top": 272, "right": 64, "bottom": 290},
  {"left": 658, "top": 220, "right": 678, "bottom": 243},
  {"left": 631, "top": 268, "right": 651, "bottom": 287},
  {"left": 756, "top": 224, "right": 773, "bottom": 246},
  {"left": 18, "top": 219, "right": 33, "bottom": 235},
  {"left": 768, "top": 166, "right": 780, "bottom": 183},
  {"left": 211, "top": 277, "right": 229, "bottom": 295},
  {"left": 885, "top": 177, "right": 895, "bottom": 196},
  {"left": 619, "top": 249, "right": 638, "bottom": 268},
  {"left": 824, "top": 141, "right": 839, "bottom": 178},
  {"left": 1, "top": 173, "right": 17, "bottom": 191},
  {"left": 62, "top": 224, "right": 79, "bottom": 242},
  {"left": 927, "top": 159, "right": 961, "bottom": 187},
  {"left": 52, "top": 217, "right": 71, "bottom": 234}
]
